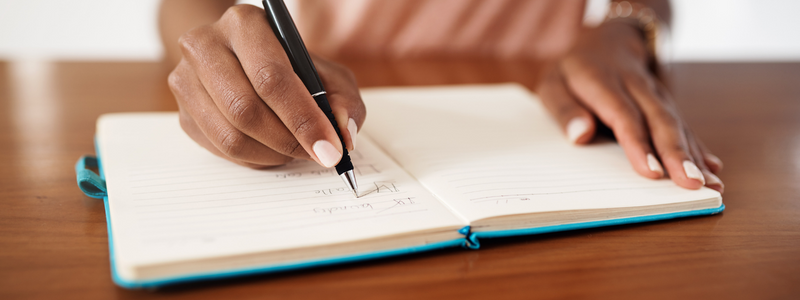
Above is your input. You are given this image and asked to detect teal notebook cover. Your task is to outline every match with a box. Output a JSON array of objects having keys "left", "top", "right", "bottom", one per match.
[{"left": 76, "top": 153, "right": 723, "bottom": 289}]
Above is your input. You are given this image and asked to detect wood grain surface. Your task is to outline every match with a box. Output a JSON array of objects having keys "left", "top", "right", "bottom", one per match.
[{"left": 1, "top": 60, "right": 798, "bottom": 300}]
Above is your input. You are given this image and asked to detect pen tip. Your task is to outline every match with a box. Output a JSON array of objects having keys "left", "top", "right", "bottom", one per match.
[{"left": 340, "top": 170, "right": 358, "bottom": 198}]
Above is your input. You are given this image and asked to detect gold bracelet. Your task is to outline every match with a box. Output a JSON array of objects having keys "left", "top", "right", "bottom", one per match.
[{"left": 606, "top": 1, "right": 660, "bottom": 66}]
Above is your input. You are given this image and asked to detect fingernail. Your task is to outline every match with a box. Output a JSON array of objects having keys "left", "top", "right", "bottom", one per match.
[
  {"left": 312, "top": 140, "right": 341, "bottom": 168},
  {"left": 705, "top": 153, "right": 723, "bottom": 170},
  {"left": 682, "top": 160, "right": 705, "bottom": 185},
  {"left": 646, "top": 153, "right": 664, "bottom": 177},
  {"left": 566, "top": 117, "right": 589, "bottom": 144},
  {"left": 703, "top": 170, "right": 724, "bottom": 192},
  {"left": 347, "top": 118, "right": 358, "bottom": 150}
]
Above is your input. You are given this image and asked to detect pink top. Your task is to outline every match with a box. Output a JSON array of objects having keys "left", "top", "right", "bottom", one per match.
[{"left": 296, "top": 0, "right": 587, "bottom": 61}]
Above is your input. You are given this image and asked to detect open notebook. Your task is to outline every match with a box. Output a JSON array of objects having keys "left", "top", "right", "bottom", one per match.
[{"left": 76, "top": 84, "right": 723, "bottom": 288}]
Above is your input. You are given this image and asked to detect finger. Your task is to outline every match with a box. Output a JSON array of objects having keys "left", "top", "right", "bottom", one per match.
[
  {"left": 694, "top": 137, "right": 723, "bottom": 173},
  {"left": 682, "top": 121, "right": 724, "bottom": 174},
  {"left": 561, "top": 64, "right": 663, "bottom": 179},
  {"left": 685, "top": 127, "right": 724, "bottom": 193},
  {"left": 220, "top": 5, "right": 343, "bottom": 168},
  {"left": 177, "top": 105, "right": 273, "bottom": 169},
  {"left": 537, "top": 66, "right": 596, "bottom": 145},
  {"left": 168, "top": 60, "right": 293, "bottom": 167},
  {"left": 178, "top": 23, "right": 312, "bottom": 163},
  {"left": 315, "top": 57, "right": 366, "bottom": 151},
  {"left": 622, "top": 72, "right": 704, "bottom": 189},
  {"left": 704, "top": 153, "right": 723, "bottom": 174}
]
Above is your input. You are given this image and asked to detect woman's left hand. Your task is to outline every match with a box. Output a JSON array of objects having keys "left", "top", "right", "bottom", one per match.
[{"left": 536, "top": 22, "right": 724, "bottom": 193}]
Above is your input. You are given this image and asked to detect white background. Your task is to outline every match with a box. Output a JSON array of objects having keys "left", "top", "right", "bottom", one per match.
[{"left": 1, "top": 0, "right": 799, "bottom": 62}]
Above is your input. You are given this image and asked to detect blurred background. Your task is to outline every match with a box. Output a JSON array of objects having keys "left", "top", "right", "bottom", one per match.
[{"left": 1, "top": 0, "right": 799, "bottom": 62}]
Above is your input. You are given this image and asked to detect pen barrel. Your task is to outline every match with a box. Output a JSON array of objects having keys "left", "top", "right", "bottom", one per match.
[
  {"left": 262, "top": 0, "right": 324, "bottom": 93},
  {"left": 263, "top": 0, "right": 353, "bottom": 174},
  {"left": 315, "top": 93, "right": 354, "bottom": 175}
]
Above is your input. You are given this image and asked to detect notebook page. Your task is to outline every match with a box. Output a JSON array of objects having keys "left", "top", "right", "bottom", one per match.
[
  {"left": 361, "top": 84, "right": 721, "bottom": 224},
  {"left": 97, "top": 113, "right": 467, "bottom": 273}
]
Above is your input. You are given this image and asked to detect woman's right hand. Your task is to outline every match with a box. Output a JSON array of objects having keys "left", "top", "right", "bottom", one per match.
[{"left": 167, "top": 4, "right": 365, "bottom": 169}]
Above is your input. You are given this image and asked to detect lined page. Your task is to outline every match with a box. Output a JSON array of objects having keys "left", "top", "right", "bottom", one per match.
[
  {"left": 97, "top": 113, "right": 466, "bottom": 271},
  {"left": 361, "top": 84, "right": 721, "bottom": 224}
]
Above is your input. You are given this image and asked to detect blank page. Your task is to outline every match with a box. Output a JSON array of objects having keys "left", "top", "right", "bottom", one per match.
[
  {"left": 96, "top": 113, "right": 467, "bottom": 279},
  {"left": 361, "top": 84, "right": 721, "bottom": 224}
]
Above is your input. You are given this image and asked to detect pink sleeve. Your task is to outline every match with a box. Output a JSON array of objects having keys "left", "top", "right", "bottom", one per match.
[{"left": 297, "top": 0, "right": 586, "bottom": 61}]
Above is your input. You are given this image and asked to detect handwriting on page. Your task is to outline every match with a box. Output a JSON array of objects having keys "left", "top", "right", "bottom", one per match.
[
  {"left": 316, "top": 181, "right": 400, "bottom": 197},
  {"left": 313, "top": 197, "right": 418, "bottom": 215},
  {"left": 121, "top": 153, "right": 430, "bottom": 247}
]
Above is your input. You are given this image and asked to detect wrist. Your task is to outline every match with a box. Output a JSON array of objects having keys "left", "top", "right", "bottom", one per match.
[{"left": 604, "top": 1, "right": 663, "bottom": 72}]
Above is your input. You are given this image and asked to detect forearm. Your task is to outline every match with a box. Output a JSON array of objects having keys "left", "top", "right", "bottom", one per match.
[{"left": 159, "top": 0, "right": 236, "bottom": 67}]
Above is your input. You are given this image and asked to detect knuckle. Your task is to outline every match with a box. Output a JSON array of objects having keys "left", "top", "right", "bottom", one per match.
[
  {"left": 167, "top": 69, "right": 184, "bottom": 94},
  {"left": 289, "top": 113, "right": 317, "bottom": 137},
  {"left": 222, "top": 4, "right": 261, "bottom": 24},
  {"left": 610, "top": 108, "right": 645, "bottom": 135},
  {"left": 217, "top": 129, "right": 248, "bottom": 159},
  {"left": 167, "top": 67, "right": 193, "bottom": 104},
  {"left": 645, "top": 102, "right": 680, "bottom": 129},
  {"left": 278, "top": 139, "right": 306, "bottom": 158},
  {"left": 253, "top": 63, "right": 291, "bottom": 98},
  {"left": 224, "top": 92, "right": 260, "bottom": 129},
  {"left": 177, "top": 26, "right": 213, "bottom": 58},
  {"left": 660, "top": 143, "right": 687, "bottom": 159},
  {"left": 611, "top": 103, "right": 643, "bottom": 124},
  {"left": 653, "top": 107, "right": 679, "bottom": 127}
]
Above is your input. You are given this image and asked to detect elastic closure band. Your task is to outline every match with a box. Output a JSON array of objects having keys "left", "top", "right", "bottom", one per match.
[{"left": 75, "top": 155, "right": 107, "bottom": 199}]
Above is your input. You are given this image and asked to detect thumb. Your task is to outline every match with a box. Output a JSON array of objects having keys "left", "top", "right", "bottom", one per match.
[{"left": 314, "top": 55, "right": 366, "bottom": 152}]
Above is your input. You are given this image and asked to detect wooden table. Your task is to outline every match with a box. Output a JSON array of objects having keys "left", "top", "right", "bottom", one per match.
[{"left": 1, "top": 60, "right": 799, "bottom": 299}]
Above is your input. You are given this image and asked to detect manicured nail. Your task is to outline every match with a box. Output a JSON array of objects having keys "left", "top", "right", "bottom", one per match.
[
  {"left": 566, "top": 117, "right": 589, "bottom": 144},
  {"left": 682, "top": 160, "right": 705, "bottom": 185},
  {"left": 347, "top": 118, "right": 358, "bottom": 150},
  {"left": 312, "top": 140, "right": 341, "bottom": 168},
  {"left": 703, "top": 170, "right": 723, "bottom": 192},
  {"left": 646, "top": 153, "right": 664, "bottom": 177}
]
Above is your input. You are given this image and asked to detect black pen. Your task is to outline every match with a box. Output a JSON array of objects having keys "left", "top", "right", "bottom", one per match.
[{"left": 262, "top": 0, "right": 358, "bottom": 197}]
